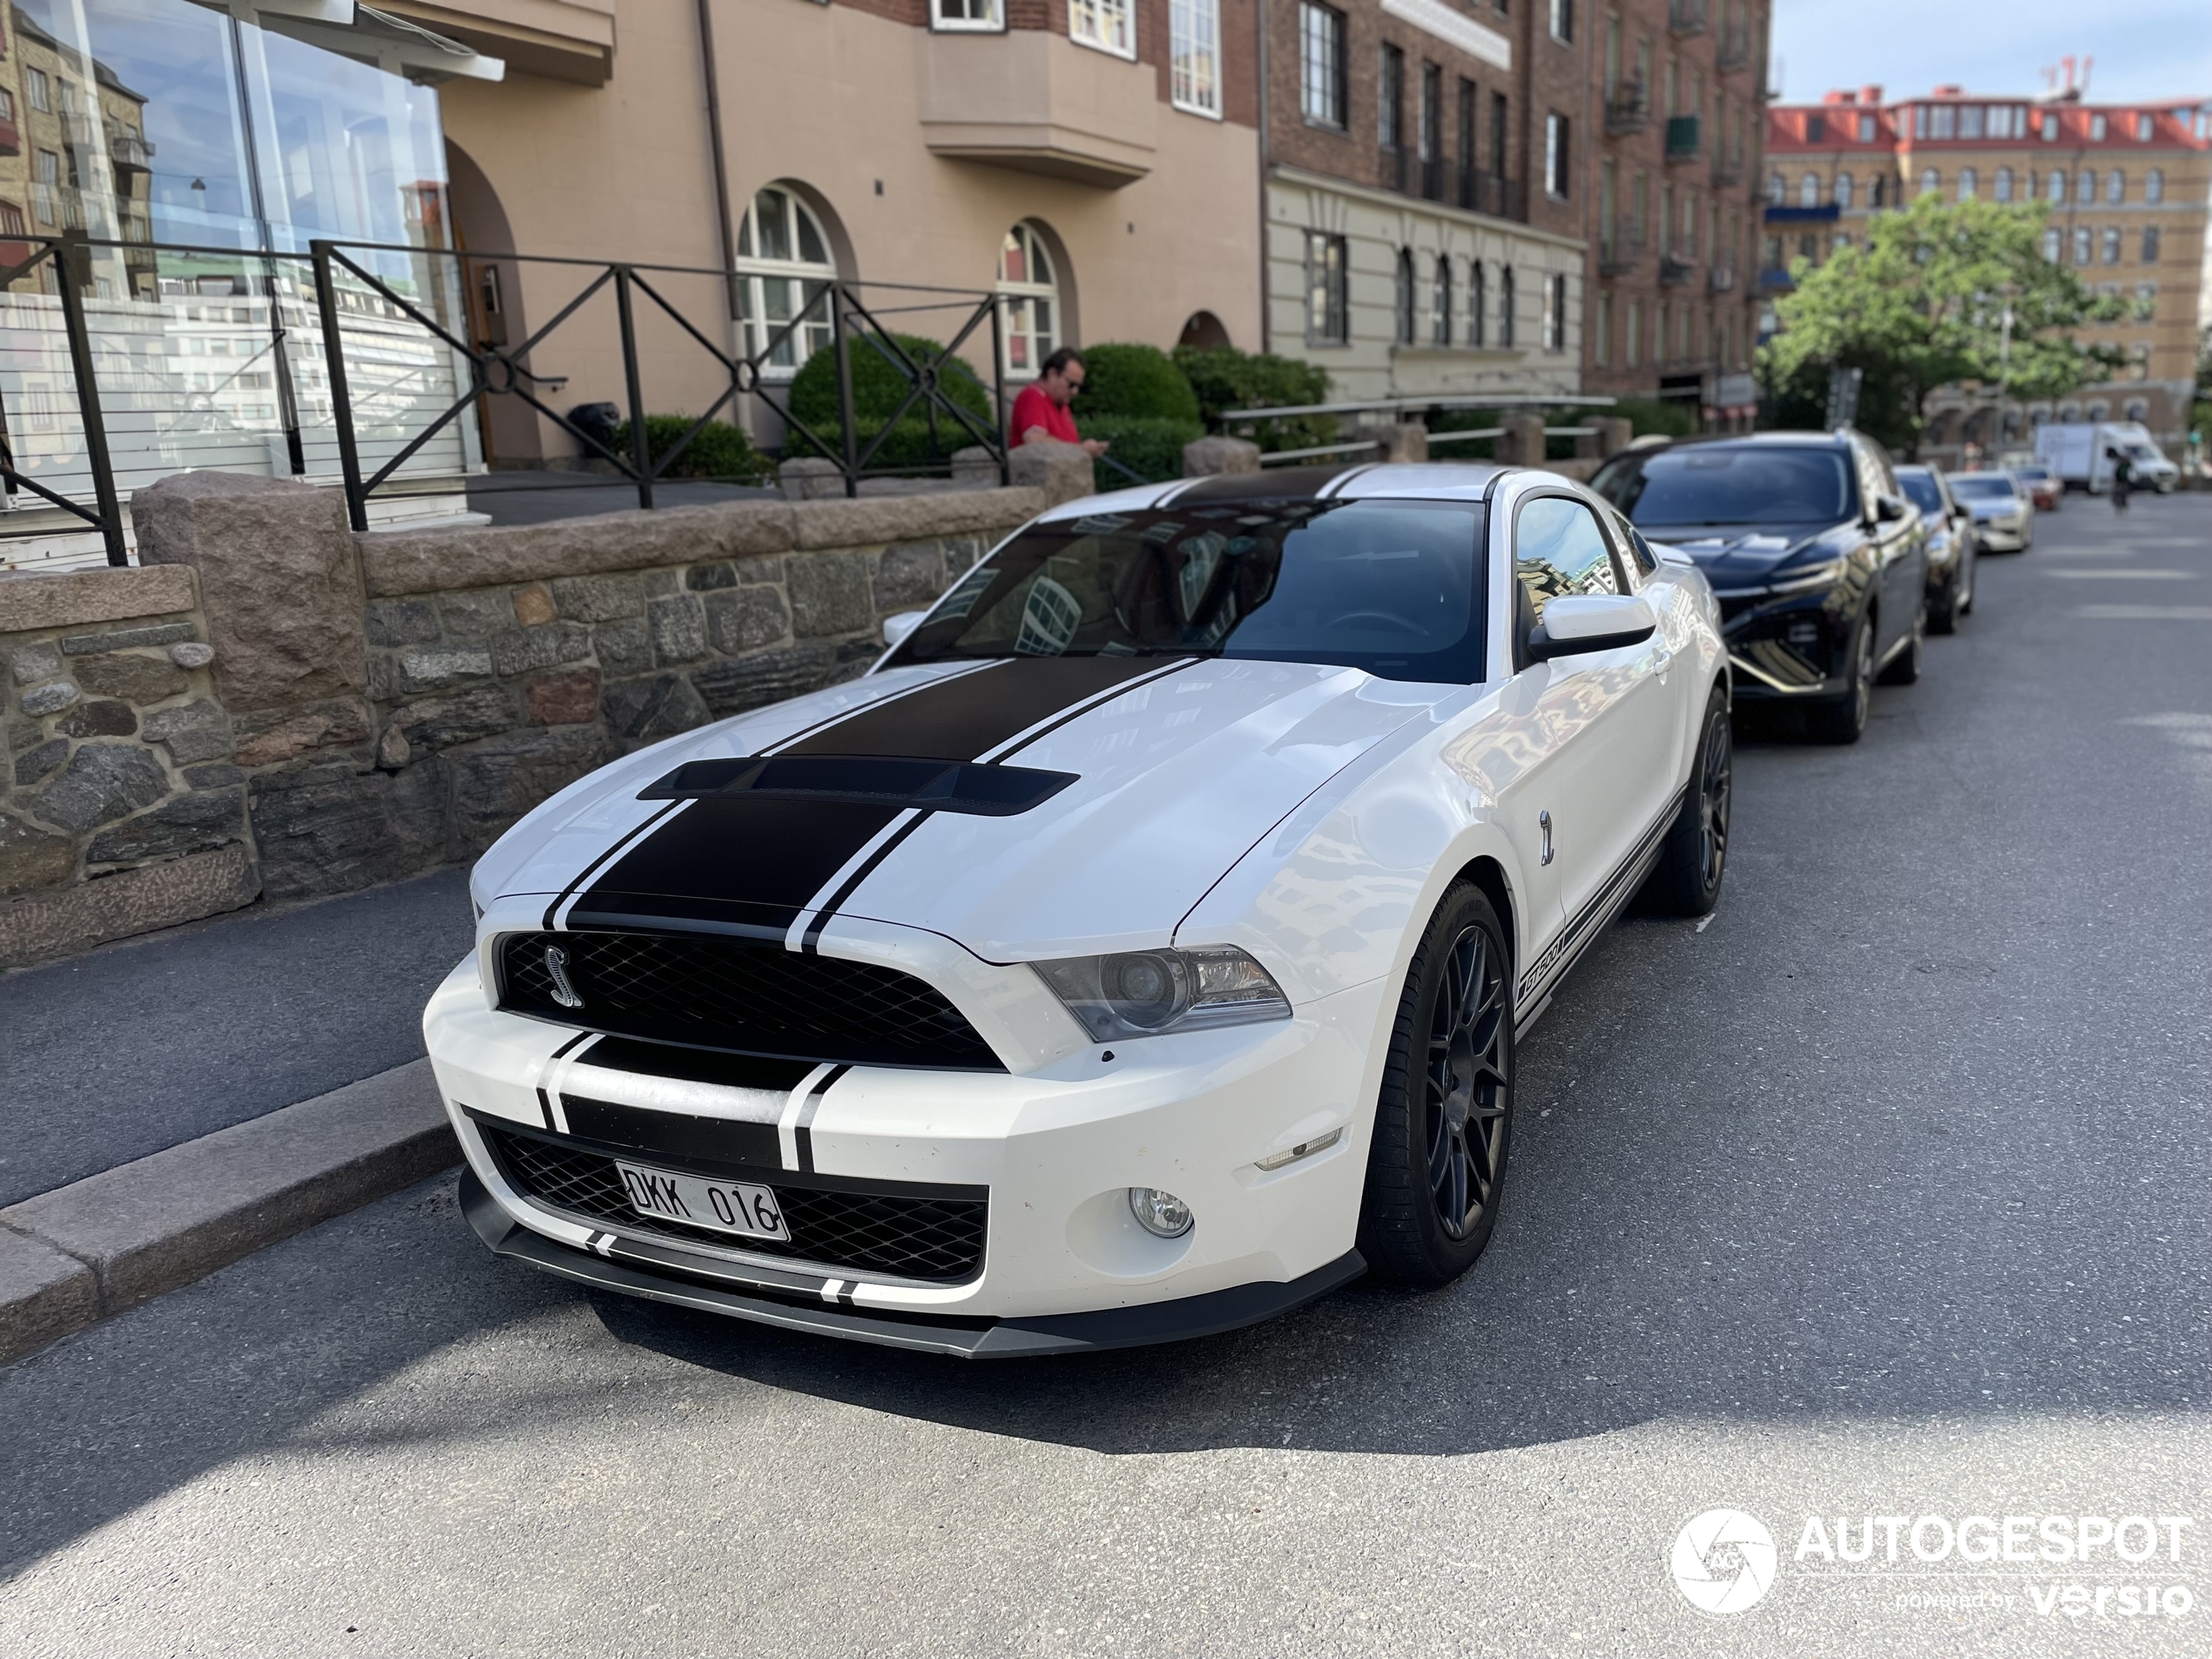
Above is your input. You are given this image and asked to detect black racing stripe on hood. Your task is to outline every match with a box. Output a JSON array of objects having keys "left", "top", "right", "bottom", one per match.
[{"left": 568, "top": 655, "right": 1176, "bottom": 936}]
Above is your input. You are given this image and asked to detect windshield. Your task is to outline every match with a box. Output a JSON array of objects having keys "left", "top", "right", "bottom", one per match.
[
  {"left": 1896, "top": 471, "right": 1946, "bottom": 515},
  {"left": 1947, "top": 475, "right": 2017, "bottom": 500},
  {"left": 886, "top": 500, "right": 1490, "bottom": 684},
  {"left": 1593, "top": 446, "right": 1857, "bottom": 526},
  {"left": 2127, "top": 444, "right": 2161, "bottom": 462},
  {"left": 2014, "top": 466, "right": 2051, "bottom": 482}
]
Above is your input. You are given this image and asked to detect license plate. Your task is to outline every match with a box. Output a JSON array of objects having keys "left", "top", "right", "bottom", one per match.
[{"left": 614, "top": 1161, "right": 790, "bottom": 1243}]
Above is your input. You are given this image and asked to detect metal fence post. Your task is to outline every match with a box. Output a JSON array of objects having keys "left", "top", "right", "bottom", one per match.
[
  {"left": 51, "top": 244, "right": 125, "bottom": 566},
  {"left": 310, "top": 240, "right": 369, "bottom": 533},
  {"left": 831, "top": 283, "right": 859, "bottom": 499},
  {"left": 988, "top": 294, "right": 1009, "bottom": 487},
  {"left": 613, "top": 264, "right": 653, "bottom": 510}
]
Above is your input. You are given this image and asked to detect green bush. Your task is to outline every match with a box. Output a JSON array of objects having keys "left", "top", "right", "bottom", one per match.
[
  {"left": 1072, "top": 343, "right": 1200, "bottom": 424},
  {"left": 1171, "top": 346, "right": 1337, "bottom": 452},
  {"left": 787, "top": 331, "right": 994, "bottom": 435},
  {"left": 613, "top": 415, "right": 775, "bottom": 482},
  {"left": 1611, "top": 396, "right": 1698, "bottom": 439},
  {"left": 1077, "top": 414, "right": 1205, "bottom": 490}
]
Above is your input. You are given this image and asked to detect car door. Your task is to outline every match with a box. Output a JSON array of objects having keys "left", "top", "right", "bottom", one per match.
[
  {"left": 1853, "top": 439, "right": 1922, "bottom": 650},
  {"left": 1506, "top": 487, "right": 1681, "bottom": 951}
]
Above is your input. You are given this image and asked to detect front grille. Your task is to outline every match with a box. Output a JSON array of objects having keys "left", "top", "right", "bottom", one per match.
[
  {"left": 483, "top": 1124, "right": 988, "bottom": 1284},
  {"left": 497, "top": 929, "right": 1002, "bottom": 1070}
]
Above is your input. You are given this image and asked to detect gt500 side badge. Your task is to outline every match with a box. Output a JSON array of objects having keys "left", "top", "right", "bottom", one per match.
[{"left": 544, "top": 944, "right": 584, "bottom": 1009}]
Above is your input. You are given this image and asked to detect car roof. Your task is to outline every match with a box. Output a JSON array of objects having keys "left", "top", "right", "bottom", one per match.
[
  {"left": 1034, "top": 460, "right": 1523, "bottom": 522},
  {"left": 1625, "top": 429, "right": 1859, "bottom": 453}
]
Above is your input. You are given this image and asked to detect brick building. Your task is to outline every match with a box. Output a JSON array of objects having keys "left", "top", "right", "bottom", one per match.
[
  {"left": 1764, "top": 86, "right": 2212, "bottom": 462},
  {"left": 1258, "top": 0, "right": 1589, "bottom": 403},
  {"left": 1581, "top": 0, "right": 1769, "bottom": 421}
]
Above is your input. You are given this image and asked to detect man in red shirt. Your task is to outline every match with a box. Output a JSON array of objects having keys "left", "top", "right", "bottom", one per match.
[{"left": 1008, "top": 347, "right": 1109, "bottom": 458}]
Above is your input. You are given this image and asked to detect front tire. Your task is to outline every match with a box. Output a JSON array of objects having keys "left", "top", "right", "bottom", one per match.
[
  {"left": 1358, "top": 884, "right": 1514, "bottom": 1290},
  {"left": 1650, "top": 686, "right": 1731, "bottom": 916},
  {"left": 1806, "top": 611, "right": 1875, "bottom": 745}
]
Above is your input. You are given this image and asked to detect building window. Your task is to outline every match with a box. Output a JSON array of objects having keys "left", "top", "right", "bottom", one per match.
[
  {"left": 933, "top": 0, "right": 1002, "bottom": 30},
  {"left": 1959, "top": 105, "right": 1983, "bottom": 139},
  {"left": 1545, "top": 113, "right": 1570, "bottom": 198},
  {"left": 1765, "top": 172, "right": 1784, "bottom": 206},
  {"left": 1543, "top": 273, "right": 1567, "bottom": 351},
  {"left": 1170, "top": 0, "right": 1221, "bottom": 115},
  {"left": 2041, "top": 227, "right": 2060, "bottom": 261},
  {"left": 1432, "top": 254, "right": 1452, "bottom": 345},
  {"left": 737, "top": 187, "right": 837, "bottom": 374},
  {"left": 1069, "top": 0, "right": 1134, "bottom": 57},
  {"left": 1806, "top": 112, "right": 1825, "bottom": 144},
  {"left": 1300, "top": 3, "right": 1346, "bottom": 126},
  {"left": 2141, "top": 226, "right": 2161, "bottom": 262},
  {"left": 1500, "top": 265, "right": 1516, "bottom": 347},
  {"left": 1625, "top": 297, "right": 1641, "bottom": 367},
  {"left": 2134, "top": 282, "right": 2157, "bottom": 320},
  {"left": 1470, "top": 261, "right": 1487, "bottom": 347},
  {"left": 1835, "top": 172, "right": 1853, "bottom": 210},
  {"left": 1393, "top": 247, "right": 1416, "bottom": 345},
  {"left": 997, "top": 222, "right": 1061, "bottom": 380},
  {"left": 1993, "top": 167, "right": 2013, "bottom": 202},
  {"left": 1549, "top": 0, "right": 1572, "bottom": 43},
  {"left": 1656, "top": 300, "right": 1669, "bottom": 362},
  {"left": 2039, "top": 111, "right": 2058, "bottom": 141},
  {"left": 2072, "top": 226, "right": 2091, "bottom": 264},
  {"left": 2101, "top": 226, "right": 2121, "bottom": 264},
  {"left": 2105, "top": 169, "right": 2125, "bottom": 203},
  {"left": 1795, "top": 172, "right": 1815, "bottom": 207},
  {"left": 1305, "top": 230, "right": 1347, "bottom": 344},
  {"left": 2075, "top": 169, "right": 2094, "bottom": 204},
  {"left": 1918, "top": 169, "right": 1938, "bottom": 199},
  {"left": 1457, "top": 78, "right": 1477, "bottom": 203},
  {"left": 1490, "top": 91, "right": 1508, "bottom": 180},
  {"left": 0, "top": 202, "right": 23, "bottom": 237},
  {"left": 2135, "top": 113, "right": 2154, "bottom": 142},
  {"left": 32, "top": 150, "right": 59, "bottom": 228},
  {"left": 1419, "top": 62, "right": 1440, "bottom": 175},
  {"left": 25, "top": 68, "right": 48, "bottom": 113},
  {"left": 1857, "top": 112, "right": 1875, "bottom": 142},
  {"left": 1957, "top": 168, "right": 1976, "bottom": 201},
  {"left": 2090, "top": 112, "right": 2107, "bottom": 140},
  {"left": 2146, "top": 169, "right": 2164, "bottom": 204},
  {"left": 1380, "top": 44, "right": 1405, "bottom": 152},
  {"left": 1595, "top": 289, "right": 1611, "bottom": 367}
]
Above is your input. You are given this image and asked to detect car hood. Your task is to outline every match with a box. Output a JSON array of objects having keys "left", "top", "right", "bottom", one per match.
[
  {"left": 480, "top": 655, "right": 1441, "bottom": 962},
  {"left": 1636, "top": 522, "right": 1849, "bottom": 588}
]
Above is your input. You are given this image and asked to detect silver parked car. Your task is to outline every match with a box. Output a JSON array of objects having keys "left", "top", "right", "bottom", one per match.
[{"left": 1944, "top": 470, "right": 2034, "bottom": 553}]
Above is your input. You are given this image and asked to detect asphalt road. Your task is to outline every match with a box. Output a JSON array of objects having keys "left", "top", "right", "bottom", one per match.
[{"left": 3, "top": 493, "right": 2208, "bottom": 1657}]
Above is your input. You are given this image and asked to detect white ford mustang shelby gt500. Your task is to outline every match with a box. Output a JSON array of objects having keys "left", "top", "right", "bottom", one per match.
[{"left": 426, "top": 462, "right": 1731, "bottom": 1356}]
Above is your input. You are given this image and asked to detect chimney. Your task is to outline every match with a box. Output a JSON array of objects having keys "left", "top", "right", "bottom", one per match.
[{"left": 1862, "top": 84, "right": 1882, "bottom": 107}]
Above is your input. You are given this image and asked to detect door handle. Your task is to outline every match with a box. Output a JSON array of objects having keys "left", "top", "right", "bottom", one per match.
[
  {"left": 1539, "top": 810, "right": 1554, "bottom": 866},
  {"left": 1649, "top": 644, "right": 1674, "bottom": 676}
]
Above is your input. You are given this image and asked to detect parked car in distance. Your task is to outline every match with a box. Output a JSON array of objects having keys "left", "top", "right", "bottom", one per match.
[
  {"left": 1894, "top": 465, "right": 1977, "bottom": 633},
  {"left": 2009, "top": 463, "right": 2062, "bottom": 512},
  {"left": 426, "top": 462, "right": 1736, "bottom": 1355},
  {"left": 2035, "top": 421, "right": 2179, "bottom": 494},
  {"left": 1946, "top": 471, "right": 2034, "bottom": 552},
  {"left": 1591, "top": 429, "right": 1929, "bottom": 745}
]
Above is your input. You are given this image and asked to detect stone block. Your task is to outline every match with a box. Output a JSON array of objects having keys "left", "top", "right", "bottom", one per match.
[
  {"left": 366, "top": 651, "right": 396, "bottom": 704},
  {"left": 183, "top": 763, "right": 243, "bottom": 789},
  {"left": 87, "top": 786, "right": 246, "bottom": 866},
  {"left": 395, "top": 644, "right": 494, "bottom": 695},
  {"left": 873, "top": 539, "right": 950, "bottom": 611},
  {"left": 1008, "top": 442, "right": 1093, "bottom": 509},
  {"left": 1383, "top": 422, "right": 1429, "bottom": 464},
  {"left": 435, "top": 588, "right": 517, "bottom": 640},
  {"left": 168, "top": 642, "right": 215, "bottom": 669},
  {"left": 60, "top": 622, "right": 197, "bottom": 657},
  {"left": 525, "top": 668, "right": 601, "bottom": 726},
  {"left": 0, "top": 809, "right": 77, "bottom": 895},
  {"left": 550, "top": 573, "right": 644, "bottom": 623},
  {"left": 72, "top": 652, "right": 189, "bottom": 704},
  {"left": 388, "top": 685, "right": 516, "bottom": 752},
  {"left": 685, "top": 563, "right": 737, "bottom": 591},
  {"left": 7, "top": 641, "right": 62, "bottom": 685},
  {"left": 57, "top": 699, "right": 136, "bottom": 739},
  {"left": 591, "top": 618, "right": 653, "bottom": 678},
  {"left": 130, "top": 472, "right": 365, "bottom": 713},
  {"left": 488, "top": 623, "right": 594, "bottom": 679},
  {"left": 364, "top": 598, "right": 439, "bottom": 646},
  {"left": 447, "top": 725, "right": 610, "bottom": 855},
  {"left": 600, "top": 674, "right": 712, "bottom": 744},
  {"left": 648, "top": 594, "right": 708, "bottom": 664},
  {"left": 511, "top": 583, "right": 556, "bottom": 626},
  {"left": 232, "top": 700, "right": 371, "bottom": 769},
  {"left": 704, "top": 586, "right": 790, "bottom": 656},
  {"left": 248, "top": 752, "right": 449, "bottom": 902},
  {"left": 787, "top": 550, "right": 875, "bottom": 638},
  {"left": 376, "top": 725, "right": 411, "bottom": 770},
  {"left": 642, "top": 570, "right": 680, "bottom": 598},
  {"left": 789, "top": 488, "right": 1041, "bottom": 550},
  {"left": 141, "top": 698, "right": 233, "bottom": 765},
  {"left": 20, "top": 681, "right": 78, "bottom": 718},
  {"left": 0, "top": 842, "right": 258, "bottom": 969},
  {"left": 779, "top": 455, "right": 845, "bottom": 502},
  {"left": 1590, "top": 416, "right": 1633, "bottom": 458},
  {"left": 0, "top": 1229, "right": 98, "bottom": 1366},
  {"left": 737, "top": 556, "right": 785, "bottom": 584},
  {"left": 691, "top": 643, "right": 840, "bottom": 718},
  {"left": 6, "top": 718, "right": 40, "bottom": 757},
  {"left": 1498, "top": 412, "right": 1547, "bottom": 467},
  {"left": 950, "top": 445, "right": 1001, "bottom": 488},
  {"left": 34, "top": 743, "right": 170, "bottom": 835},
  {"left": 0, "top": 564, "right": 197, "bottom": 636},
  {"left": 14, "top": 738, "right": 67, "bottom": 787},
  {"left": 1182, "top": 435, "right": 1261, "bottom": 476},
  {"left": 359, "top": 502, "right": 798, "bottom": 597}
]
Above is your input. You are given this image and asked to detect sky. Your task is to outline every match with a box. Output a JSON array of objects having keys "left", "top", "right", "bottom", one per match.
[{"left": 1768, "top": 0, "right": 2212, "bottom": 107}]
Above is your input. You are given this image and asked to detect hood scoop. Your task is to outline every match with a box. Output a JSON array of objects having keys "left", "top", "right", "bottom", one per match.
[{"left": 639, "top": 753, "right": 1079, "bottom": 818}]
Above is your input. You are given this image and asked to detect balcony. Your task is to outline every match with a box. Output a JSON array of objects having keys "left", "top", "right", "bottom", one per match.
[
  {"left": 1665, "top": 115, "right": 1702, "bottom": 163},
  {"left": 918, "top": 30, "right": 1157, "bottom": 188},
  {"left": 1707, "top": 263, "right": 1736, "bottom": 293},
  {"left": 1661, "top": 253, "right": 1696, "bottom": 287},
  {"left": 1668, "top": 0, "right": 1707, "bottom": 36},
  {"left": 1715, "top": 21, "right": 1750, "bottom": 70},
  {"left": 1599, "top": 228, "right": 1645, "bottom": 275},
  {"left": 1605, "top": 81, "right": 1649, "bottom": 136},
  {"left": 110, "top": 130, "right": 155, "bottom": 174}
]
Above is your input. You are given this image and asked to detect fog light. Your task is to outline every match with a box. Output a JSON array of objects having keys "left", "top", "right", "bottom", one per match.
[
  {"left": 1128, "top": 1187, "right": 1193, "bottom": 1238},
  {"left": 1784, "top": 618, "right": 1821, "bottom": 648}
]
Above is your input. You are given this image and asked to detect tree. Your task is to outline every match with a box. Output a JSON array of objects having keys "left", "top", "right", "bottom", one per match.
[{"left": 1758, "top": 193, "right": 2125, "bottom": 455}]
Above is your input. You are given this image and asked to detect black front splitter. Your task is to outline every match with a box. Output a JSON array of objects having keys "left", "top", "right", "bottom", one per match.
[{"left": 462, "top": 1169, "right": 1365, "bottom": 1359}]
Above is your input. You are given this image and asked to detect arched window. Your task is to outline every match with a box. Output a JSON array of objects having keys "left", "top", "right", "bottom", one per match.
[
  {"left": 2101, "top": 226, "right": 2121, "bottom": 264},
  {"left": 1393, "top": 247, "right": 1416, "bottom": 346},
  {"left": 2124, "top": 396, "right": 2149, "bottom": 421},
  {"left": 2047, "top": 171, "right": 2066, "bottom": 203},
  {"left": 1432, "top": 253, "right": 1452, "bottom": 346},
  {"left": 997, "top": 222, "right": 1060, "bottom": 381},
  {"left": 1993, "top": 167, "right": 2013, "bottom": 202},
  {"left": 1870, "top": 174, "right": 1886, "bottom": 207},
  {"left": 2105, "top": 169, "right": 2125, "bottom": 203},
  {"left": 1469, "top": 260, "right": 1487, "bottom": 347},
  {"left": 1835, "top": 172, "right": 1854, "bottom": 209},
  {"left": 1919, "top": 168, "right": 1939, "bottom": 198},
  {"left": 1766, "top": 172, "right": 1784, "bottom": 206},
  {"left": 2142, "top": 226, "right": 2161, "bottom": 262},
  {"left": 1798, "top": 172, "right": 1819, "bottom": 206},
  {"left": 737, "top": 185, "right": 836, "bottom": 374},
  {"left": 1957, "top": 167, "right": 1977, "bottom": 200},
  {"left": 2145, "top": 169, "right": 2165, "bottom": 204},
  {"left": 1500, "top": 265, "right": 1516, "bottom": 347},
  {"left": 2075, "top": 169, "right": 2095, "bottom": 203}
]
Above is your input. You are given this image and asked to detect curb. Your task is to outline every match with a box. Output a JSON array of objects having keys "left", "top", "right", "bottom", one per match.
[{"left": 0, "top": 1060, "right": 455, "bottom": 1366}]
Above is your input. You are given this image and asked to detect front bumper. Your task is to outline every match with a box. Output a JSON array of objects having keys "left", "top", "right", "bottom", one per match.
[
  {"left": 1974, "top": 515, "right": 2029, "bottom": 549},
  {"left": 426, "top": 953, "right": 1385, "bottom": 1345},
  {"left": 1714, "top": 580, "right": 1858, "bottom": 701}
]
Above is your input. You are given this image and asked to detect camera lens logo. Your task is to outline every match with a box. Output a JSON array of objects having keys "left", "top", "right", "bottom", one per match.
[{"left": 1670, "top": 1509, "right": 1778, "bottom": 1615}]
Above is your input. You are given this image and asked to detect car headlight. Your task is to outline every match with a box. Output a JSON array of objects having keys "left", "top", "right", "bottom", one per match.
[
  {"left": 1033, "top": 946, "right": 1291, "bottom": 1042},
  {"left": 1763, "top": 558, "right": 1844, "bottom": 596}
]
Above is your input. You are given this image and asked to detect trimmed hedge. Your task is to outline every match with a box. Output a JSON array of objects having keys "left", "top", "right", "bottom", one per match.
[
  {"left": 1077, "top": 414, "right": 1204, "bottom": 489},
  {"left": 787, "top": 331, "right": 993, "bottom": 428},
  {"left": 1073, "top": 342, "right": 1201, "bottom": 424},
  {"left": 1172, "top": 346, "right": 1336, "bottom": 451},
  {"left": 1612, "top": 396, "right": 1698, "bottom": 439},
  {"left": 613, "top": 415, "right": 776, "bottom": 482}
]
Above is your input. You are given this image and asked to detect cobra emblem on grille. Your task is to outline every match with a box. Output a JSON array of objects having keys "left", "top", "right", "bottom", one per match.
[{"left": 543, "top": 943, "right": 584, "bottom": 1009}]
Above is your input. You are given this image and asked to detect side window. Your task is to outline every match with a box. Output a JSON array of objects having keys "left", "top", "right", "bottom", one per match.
[
  {"left": 1606, "top": 509, "right": 1656, "bottom": 581},
  {"left": 1514, "top": 496, "right": 1620, "bottom": 645},
  {"left": 1851, "top": 442, "right": 1888, "bottom": 518}
]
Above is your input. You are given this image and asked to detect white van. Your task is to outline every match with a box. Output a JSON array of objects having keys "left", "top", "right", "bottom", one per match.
[{"left": 2035, "top": 422, "right": 2180, "bottom": 494}]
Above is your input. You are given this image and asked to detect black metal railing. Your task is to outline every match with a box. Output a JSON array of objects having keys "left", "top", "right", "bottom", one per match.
[
  {"left": 1605, "top": 82, "right": 1650, "bottom": 135},
  {"left": 0, "top": 235, "right": 126, "bottom": 564}
]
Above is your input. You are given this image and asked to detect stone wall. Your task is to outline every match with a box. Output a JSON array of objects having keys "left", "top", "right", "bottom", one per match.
[{"left": 0, "top": 477, "right": 1042, "bottom": 968}]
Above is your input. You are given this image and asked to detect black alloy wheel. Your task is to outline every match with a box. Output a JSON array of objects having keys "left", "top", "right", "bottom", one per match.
[
  {"left": 1651, "top": 685, "right": 1732, "bottom": 916},
  {"left": 1359, "top": 884, "right": 1514, "bottom": 1288},
  {"left": 1806, "top": 612, "right": 1875, "bottom": 745}
]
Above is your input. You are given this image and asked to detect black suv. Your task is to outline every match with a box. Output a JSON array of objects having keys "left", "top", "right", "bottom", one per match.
[{"left": 1590, "top": 430, "right": 1930, "bottom": 744}]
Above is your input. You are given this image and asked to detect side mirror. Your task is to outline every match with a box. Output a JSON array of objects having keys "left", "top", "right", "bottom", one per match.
[
  {"left": 1873, "top": 493, "right": 1909, "bottom": 523},
  {"left": 1525, "top": 592, "right": 1659, "bottom": 663},
  {"left": 882, "top": 610, "right": 927, "bottom": 647}
]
